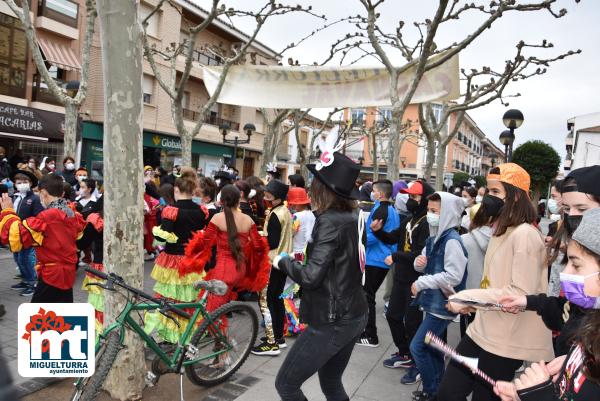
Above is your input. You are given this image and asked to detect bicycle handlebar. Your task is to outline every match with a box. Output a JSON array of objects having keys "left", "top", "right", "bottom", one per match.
[{"left": 85, "top": 266, "right": 191, "bottom": 320}]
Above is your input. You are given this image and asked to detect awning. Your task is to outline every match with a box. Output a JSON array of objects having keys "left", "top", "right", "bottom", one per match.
[{"left": 37, "top": 38, "right": 81, "bottom": 71}]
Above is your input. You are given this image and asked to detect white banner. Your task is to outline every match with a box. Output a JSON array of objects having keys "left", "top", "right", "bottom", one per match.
[{"left": 202, "top": 53, "right": 459, "bottom": 108}]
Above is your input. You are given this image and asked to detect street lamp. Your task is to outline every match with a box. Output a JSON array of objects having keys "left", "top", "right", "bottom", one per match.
[
  {"left": 221, "top": 122, "right": 254, "bottom": 168},
  {"left": 500, "top": 109, "right": 523, "bottom": 162}
]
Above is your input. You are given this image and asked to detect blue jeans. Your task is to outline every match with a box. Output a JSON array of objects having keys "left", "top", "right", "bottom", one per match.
[
  {"left": 410, "top": 312, "right": 451, "bottom": 394},
  {"left": 275, "top": 315, "right": 367, "bottom": 401},
  {"left": 14, "top": 248, "right": 36, "bottom": 286}
]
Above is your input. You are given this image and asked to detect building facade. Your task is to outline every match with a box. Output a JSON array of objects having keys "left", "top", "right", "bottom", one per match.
[
  {"left": 0, "top": 0, "right": 83, "bottom": 163},
  {"left": 565, "top": 111, "right": 600, "bottom": 172},
  {"left": 343, "top": 104, "right": 500, "bottom": 183},
  {"left": 1, "top": 0, "right": 280, "bottom": 181}
]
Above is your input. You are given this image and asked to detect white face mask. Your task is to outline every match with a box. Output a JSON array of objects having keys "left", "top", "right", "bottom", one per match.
[
  {"left": 77, "top": 175, "right": 87, "bottom": 182},
  {"left": 547, "top": 198, "right": 560, "bottom": 215},
  {"left": 550, "top": 213, "right": 562, "bottom": 222},
  {"left": 462, "top": 197, "right": 470, "bottom": 208},
  {"left": 16, "top": 183, "right": 30, "bottom": 193},
  {"left": 65, "top": 162, "right": 75, "bottom": 170},
  {"left": 427, "top": 212, "right": 440, "bottom": 227},
  {"left": 475, "top": 195, "right": 483, "bottom": 204}
]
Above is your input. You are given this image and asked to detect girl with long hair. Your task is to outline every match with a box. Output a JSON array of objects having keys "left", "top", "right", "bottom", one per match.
[
  {"left": 439, "top": 163, "right": 553, "bottom": 401},
  {"left": 147, "top": 167, "right": 209, "bottom": 343},
  {"left": 183, "top": 184, "right": 270, "bottom": 312},
  {"left": 495, "top": 208, "right": 600, "bottom": 401}
]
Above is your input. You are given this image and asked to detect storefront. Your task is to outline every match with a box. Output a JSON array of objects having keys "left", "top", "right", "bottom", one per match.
[
  {"left": 0, "top": 102, "right": 66, "bottom": 164},
  {"left": 81, "top": 122, "right": 235, "bottom": 178}
]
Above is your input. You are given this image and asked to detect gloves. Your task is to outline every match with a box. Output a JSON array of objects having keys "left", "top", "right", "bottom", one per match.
[{"left": 272, "top": 252, "right": 289, "bottom": 269}]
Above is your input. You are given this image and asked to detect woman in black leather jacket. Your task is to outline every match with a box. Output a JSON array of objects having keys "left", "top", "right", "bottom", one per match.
[{"left": 273, "top": 151, "right": 368, "bottom": 401}]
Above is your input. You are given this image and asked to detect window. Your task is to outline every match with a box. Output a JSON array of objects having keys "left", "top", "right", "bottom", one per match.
[
  {"left": 143, "top": 74, "right": 154, "bottom": 104},
  {"left": 0, "top": 14, "right": 27, "bottom": 98},
  {"left": 140, "top": 3, "right": 159, "bottom": 37},
  {"left": 38, "top": 0, "right": 79, "bottom": 28},
  {"left": 183, "top": 91, "right": 191, "bottom": 109},
  {"left": 350, "top": 108, "right": 365, "bottom": 127},
  {"left": 376, "top": 107, "right": 392, "bottom": 126},
  {"left": 46, "top": 0, "right": 78, "bottom": 19},
  {"left": 431, "top": 103, "right": 443, "bottom": 123}
]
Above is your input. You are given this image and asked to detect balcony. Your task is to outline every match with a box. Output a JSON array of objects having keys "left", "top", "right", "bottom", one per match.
[
  {"left": 191, "top": 49, "right": 223, "bottom": 66},
  {"left": 182, "top": 108, "right": 240, "bottom": 131},
  {"left": 37, "top": 0, "right": 79, "bottom": 29},
  {"left": 32, "top": 74, "right": 64, "bottom": 106}
]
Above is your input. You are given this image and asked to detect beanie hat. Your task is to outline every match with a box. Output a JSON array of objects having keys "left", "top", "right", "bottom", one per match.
[
  {"left": 572, "top": 208, "right": 600, "bottom": 256},
  {"left": 563, "top": 166, "right": 600, "bottom": 198},
  {"left": 287, "top": 187, "right": 310, "bottom": 205},
  {"left": 486, "top": 163, "right": 530, "bottom": 193}
]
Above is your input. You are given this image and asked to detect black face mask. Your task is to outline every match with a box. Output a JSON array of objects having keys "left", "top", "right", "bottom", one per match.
[
  {"left": 482, "top": 194, "right": 504, "bottom": 218},
  {"left": 406, "top": 198, "right": 420, "bottom": 214},
  {"left": 564, "top": 214, "right": 583, "bottom": 236}
]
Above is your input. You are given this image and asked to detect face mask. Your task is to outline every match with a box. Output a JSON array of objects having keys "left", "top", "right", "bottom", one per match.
[
  {"left": 48, "top": 163, "right": 55, "bottom": 171},
  {"left": 370, "top": 192, "right": 377, "bottom": 202},
  {"left": 77, "top": 175, "right": 87, "bottom": 182},
  {"left": 65, "top": 162, "right": 75, "bottom": 170},
  {"left": 462, "top": 197, "right": 470, "bottom": 208},
  {"left": 192, "top": 196, "right": 202, "bottom": 205},
  {"left": 475, "top": 195, "right": 483, "bottom": 204},
  {"left": 406, "top": 198, "right": 420, "bottom": 213},
  {"left": 560, "top": 272, "right": 600, "bottom": 309},
  {"left": 564, "top": 215, "right": 583, "bottom": 236},
  {"left": 547, "top": 199, "right": 560, "bottom": 215},
  {"left": 28, "top": 162, "right": 35, "bottom": 169},
  {"left": 550, "top": 213, "right": 562, "bottom": 222},
  {"left": 16, "top": 183, "right": 30, "bottom": 193},
  {"left": 426, "top": 212, "right": 440, "bottom": 227},
  {"left": 482, "top": 194, "right": 504, "bottom": 218}
]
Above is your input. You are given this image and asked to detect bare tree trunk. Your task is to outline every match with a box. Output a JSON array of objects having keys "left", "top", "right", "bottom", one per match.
[
  {"left": 180, "top": 134, "right": 193, "bottom": 167},
  {"left": 259, "top": 124, "right": 278, "bottom": 178},
  {"left": 423, "top": 138, "right": 436, "bottom": 183},
  {"left": 97, "top": 0, "right": 145, "bottom": 399},
  {"left": 371, "top": 129, "right": 379, "bottom": 181},
  {"left": 434, "top": 143, "right": 447, "bottom": 191},
  {"left": 63, "top": 101, "right": 79, "bottom": 160}
]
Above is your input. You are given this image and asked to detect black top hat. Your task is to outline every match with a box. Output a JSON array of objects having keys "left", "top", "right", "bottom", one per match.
[
  {"left": 307, "top": 152, "right": 361, "bottom": 200},
  {"left": 214, "top": 170, "right": 234, "bottom": 181},
  {"left": 264, "top": 179, "right": 289, "bottom": 201},
  {"left": 11, "top": 169, "right": 38, "bottom": 188}
]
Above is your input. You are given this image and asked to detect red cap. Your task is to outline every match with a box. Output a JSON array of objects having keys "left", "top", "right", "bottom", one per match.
[
  {"left": 287, "top": 187, "right": 311, "bottom": 205},
  {"left": 400, "top": 180, "right": 423, "bottom": 195}
]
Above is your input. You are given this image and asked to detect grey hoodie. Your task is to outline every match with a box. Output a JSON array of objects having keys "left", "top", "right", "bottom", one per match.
[
  {"left": 461, "top": 226, "right": 492, "bottom": 290},
  {"left": 414, "top": 192, "right": 468, "bottom": 292}
]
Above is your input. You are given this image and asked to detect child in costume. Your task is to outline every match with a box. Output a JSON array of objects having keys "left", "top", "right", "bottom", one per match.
[
  {"left": 252, "top": 179, "right": 293, "bottom": 356},
  {"left": 79, "top": 196, "right": 105, "bottom": 335},
  {"left": 0, "top": 174, "right": 86, "bottom": 302},
  {"left": 148, "top": 167, "right": 209, "bottom": 343}
]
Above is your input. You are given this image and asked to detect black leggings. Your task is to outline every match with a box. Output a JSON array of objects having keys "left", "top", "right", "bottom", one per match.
[
  {"left": 267, "top": 268, "right": 287, "bottom": 340},
  {"left": 437, "top": 335, "right": 522, "bottom": 401}
]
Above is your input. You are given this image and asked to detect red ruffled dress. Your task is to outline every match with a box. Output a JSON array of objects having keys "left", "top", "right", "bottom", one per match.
[{"left": 183, "top": 222, "right": 271, "bottom": 314}]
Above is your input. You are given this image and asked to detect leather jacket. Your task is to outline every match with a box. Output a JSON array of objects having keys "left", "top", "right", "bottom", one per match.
[{"left": 278, "top": 209, "right": 368, "bottom": 326}]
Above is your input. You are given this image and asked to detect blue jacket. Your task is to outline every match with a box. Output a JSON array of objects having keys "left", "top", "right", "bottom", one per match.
[
  {"left": 13, "top": 191, "right": 44, "bottom": 220},
  {"left": 366, "top": 201, "right": 400, "bottom": 269},
  {"left": 416, "top": 228, "right": 467, "bottom": 317}
]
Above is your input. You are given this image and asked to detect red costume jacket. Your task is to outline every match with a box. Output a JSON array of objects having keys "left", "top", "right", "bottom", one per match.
[{"left": 0, "top": 206, "right": 86, "bottom": 290}]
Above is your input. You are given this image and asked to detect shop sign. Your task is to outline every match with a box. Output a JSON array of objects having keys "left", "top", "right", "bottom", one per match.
[
  {"left": 0, "top": 102, "right": 65, "bottom": 139},
  {"left": 150, "top": 134, "right": 182, "bottom": 151}
]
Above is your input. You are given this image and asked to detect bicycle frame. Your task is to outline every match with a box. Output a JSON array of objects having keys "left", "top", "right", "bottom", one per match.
[{"left": 98, "top": 296, "right": 231, "bottom": 369}]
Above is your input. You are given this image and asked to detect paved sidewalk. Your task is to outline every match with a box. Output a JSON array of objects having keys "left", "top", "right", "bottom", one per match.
[{"left": 2, "top": 247, "right": 461, "bottom": 400}]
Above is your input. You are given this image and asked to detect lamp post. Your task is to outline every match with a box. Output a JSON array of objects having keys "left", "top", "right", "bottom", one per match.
[
  {"left": 221, "top": 122, "right": 254, "bottom": 169},
  {"left": 500, "top": 109, "right": 523, "bottom": 163}
]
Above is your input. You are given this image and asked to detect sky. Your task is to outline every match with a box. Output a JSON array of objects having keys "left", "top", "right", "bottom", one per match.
[{"left": 193, "top": 0, "right": 600, "bottom": 160}]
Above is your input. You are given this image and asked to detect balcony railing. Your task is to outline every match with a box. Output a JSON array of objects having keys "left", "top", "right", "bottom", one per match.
[
  {"left": 191, "top": 49, "right": 223, "bottom": 66},
  {"left": 182, "top": 109, "right": 240, "bottom": 131},
  {"left": 32, "top": 74, "right": 64, "bottom": 106},
  {"left": 38, "top": 0, "right": 79, "bottom": 28}
]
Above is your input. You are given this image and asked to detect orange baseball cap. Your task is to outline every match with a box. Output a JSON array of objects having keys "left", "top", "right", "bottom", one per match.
[
  {"left": 486, "top": 163, "right": 530, "bottom": 193},
  {"left": 400, "top": 180, "right": 424, "bottom": 195}
]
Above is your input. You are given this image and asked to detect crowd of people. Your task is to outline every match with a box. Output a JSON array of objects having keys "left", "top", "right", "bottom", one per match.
[{"left": 0, "top": 143, "right": 599, "bottom": 401}]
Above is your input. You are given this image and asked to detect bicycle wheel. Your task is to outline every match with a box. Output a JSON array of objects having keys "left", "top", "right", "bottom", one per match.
[
  {"left": 70, "top": 330, "right": 121, "bottom": 401},
  {"left": 185, "top": 302, "right": 258, "bottom": 386}
]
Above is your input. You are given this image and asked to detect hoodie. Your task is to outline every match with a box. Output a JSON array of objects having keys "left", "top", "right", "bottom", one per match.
[
  {"left": 461, "top": 226, "right": 492, "bottom": 290},
  {"left": 414, "top": 192, "right": 467, "bottom": 292}
]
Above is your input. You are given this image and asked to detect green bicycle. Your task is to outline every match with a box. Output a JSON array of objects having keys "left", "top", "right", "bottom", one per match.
[{"left": 71, "top": 266, "right": 259, "bottom": 401}]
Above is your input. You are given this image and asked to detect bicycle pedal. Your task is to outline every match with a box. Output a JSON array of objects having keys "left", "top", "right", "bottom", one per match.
[
  {"left": 185, "top": 344, "right": 200, "bottom": 360},
  {"left": 145, "top": 371, "right": 159, "bottom": 387}
]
